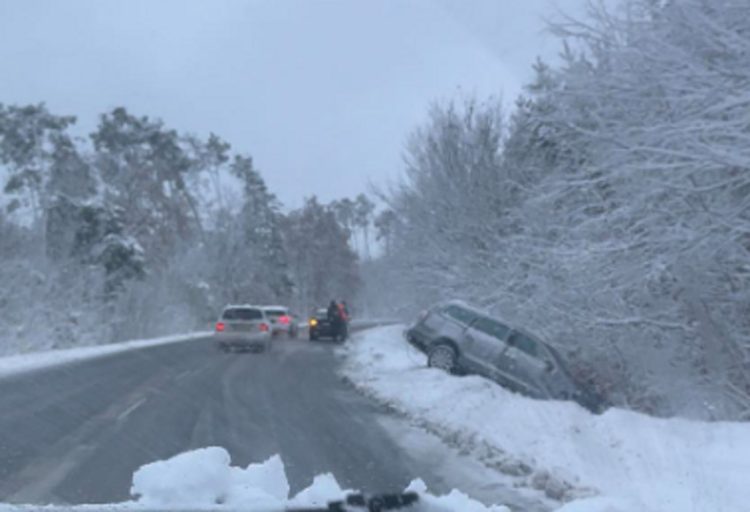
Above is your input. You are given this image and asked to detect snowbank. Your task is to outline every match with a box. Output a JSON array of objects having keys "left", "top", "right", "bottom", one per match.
[
  {"left": 340, "top": 325, "right": 750, "bottom": 512},
  {"left": 0, "top": 331, "right": 210, "bottom": 379}
]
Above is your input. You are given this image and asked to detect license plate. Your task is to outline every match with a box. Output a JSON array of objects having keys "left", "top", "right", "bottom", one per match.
[{"left": 229, "top": 323, "right": 253, "bottom": 332}]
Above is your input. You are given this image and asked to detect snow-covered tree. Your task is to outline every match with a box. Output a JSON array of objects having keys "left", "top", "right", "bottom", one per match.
[
  {"left": 282, "top": 196, "right": 360, "bottom": 314},
  {"left": 0, "top": 104, "right": 322, "bottom": 353},
  {"left": 91, "top": 107, "right": 202, "bottom": 262},
  {"left": 0, "top": 103, "right": 76, "bottom": 219}
]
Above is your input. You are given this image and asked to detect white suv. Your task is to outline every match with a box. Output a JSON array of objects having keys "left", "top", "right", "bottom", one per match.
[
  {"left": 214, "top": 305, "right": 272, "bottom": 352},
  {"left": 262, "top": 306, "right": 299, "bottom": 338}
]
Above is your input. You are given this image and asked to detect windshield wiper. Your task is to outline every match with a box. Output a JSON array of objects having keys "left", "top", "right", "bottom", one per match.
[{"left": 288, "top": 491, "right": 419, "bottom": 512}]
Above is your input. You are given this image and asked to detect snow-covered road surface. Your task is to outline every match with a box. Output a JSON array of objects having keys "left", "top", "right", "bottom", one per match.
[
  {"left": 0, "top": 328, "right": 546, "bottom": 511},
  {"left": 341, "top": 325, "right": 750, "bottom": 512}
]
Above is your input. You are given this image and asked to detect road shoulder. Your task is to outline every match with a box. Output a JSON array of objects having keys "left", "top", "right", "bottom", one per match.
[
  {"left": 338, "top": 325, "right": 750, "bottom": 512},
  {"left": 0, "top": 332, "right": 211, "bottom": 379}
]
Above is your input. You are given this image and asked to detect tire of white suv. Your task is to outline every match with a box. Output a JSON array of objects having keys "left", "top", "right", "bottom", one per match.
[{"left": 427, "top": 342, "right": 458, "bottom": 373}]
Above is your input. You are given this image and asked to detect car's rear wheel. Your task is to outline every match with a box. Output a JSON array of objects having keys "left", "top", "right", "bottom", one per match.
[{"left": 428, "top": 343, "right": 457, "bottom": 373}]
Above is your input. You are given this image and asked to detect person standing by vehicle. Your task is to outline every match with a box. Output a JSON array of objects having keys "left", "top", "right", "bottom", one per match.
[
  {"left": 327, "top": 300, "right": 342, "bottom": 339},
  {"left": 337, "top": 300, "right": 349, "bottom": 322},
  {"left": 336, "top": 300, "right": 349, "bottom": 340},
  {"left": 340, "top": 300, "right": 350, "bottom": 320}
]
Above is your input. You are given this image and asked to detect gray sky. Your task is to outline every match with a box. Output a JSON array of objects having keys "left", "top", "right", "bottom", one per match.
[{"left": 0, "top": 0, "right": 588, "bottom": 209}]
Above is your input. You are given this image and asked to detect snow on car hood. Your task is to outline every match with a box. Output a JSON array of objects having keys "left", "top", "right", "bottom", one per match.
[
  {"left": 0, "top": 447, "right": 510, "bottom": 511},
  {"left": 130, "top": 447, "right": 509, "bottom": 511}
]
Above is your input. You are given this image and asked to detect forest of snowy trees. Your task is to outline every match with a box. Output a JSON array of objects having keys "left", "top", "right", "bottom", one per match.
[
  {"left": 366, "top": 0, "right": 750, "bottom": 420},
  {"left": 0, "top": 105, "right": 366, "bottom": 354}
]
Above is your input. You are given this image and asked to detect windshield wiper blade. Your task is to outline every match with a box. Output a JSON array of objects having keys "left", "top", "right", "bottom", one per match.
[{"left": 288, "top": 491, "right": 419, "bottom": 512}]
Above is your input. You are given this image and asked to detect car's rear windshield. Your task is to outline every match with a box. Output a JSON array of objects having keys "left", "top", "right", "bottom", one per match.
[
  {"left": 222, "top": 308, "right": 262, "bottom": 321},
  {"left": 315, "top": 309, "right": 328, "bottom": 317},
  {"left": 265, "top": 309, "right": 287, "bottom": 317}
]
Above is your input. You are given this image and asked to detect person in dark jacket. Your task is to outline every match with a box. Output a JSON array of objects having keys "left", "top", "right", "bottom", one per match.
[
  {"left": 327, "top": 300, "right": 338, "bottom": 322},
  {"left": 327, "top": 300, "right": 341, "bottom": 338}
]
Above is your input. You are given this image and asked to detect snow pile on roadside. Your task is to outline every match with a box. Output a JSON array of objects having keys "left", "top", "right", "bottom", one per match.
[
  {"left": 0, "top": 331, "right": 210, "bottom": 379},
  {"left": 130, "top": 446, "right": 510, "bottom": 511},
  {"left": 341, "top": 325, "right": 750, "bottom": 512}
]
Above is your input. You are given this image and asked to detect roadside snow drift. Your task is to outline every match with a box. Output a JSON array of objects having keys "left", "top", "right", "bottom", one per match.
[
  {"left": 340, "top": 325, "right": 750, "bottom": 512},
  {"left": 0, "top": 332, "right": 210, "bottom": 379}
]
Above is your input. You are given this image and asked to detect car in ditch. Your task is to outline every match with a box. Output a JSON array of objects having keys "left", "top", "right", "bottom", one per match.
[
  {"left": 214, "top": 305, "right": 272, "bottom": 352},
  {"left": 405, "top": 300, "right": 605, "bottom": 412}
]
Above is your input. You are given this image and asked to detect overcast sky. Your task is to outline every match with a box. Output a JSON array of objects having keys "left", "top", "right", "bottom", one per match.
[{"left": 0, "top": 0, "right": 589, "bottom": 209}]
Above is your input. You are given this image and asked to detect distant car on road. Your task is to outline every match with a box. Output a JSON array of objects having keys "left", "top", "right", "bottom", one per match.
[
  {"left": 308, "top": 308, "right": 347, "bottom": 342},
  {"left": 405, "top": 300, "right": 605, "bottom": 412},
  {"left": 214, "top": 305, "right": 272, "bottom": 352},
  {"left": 262, "top": 306, "right": 299, "bottom": 338}
]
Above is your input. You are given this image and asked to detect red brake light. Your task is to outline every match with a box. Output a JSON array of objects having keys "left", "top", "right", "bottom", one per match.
[
  {"left": 279, "top": 315, "right": 290, "bottom": 324},
  {"left": 215, "top": 322, "right": 225, "bottom": 332},
  {"left": 260, "top": 323, "right": 269, "bottom": 332}
]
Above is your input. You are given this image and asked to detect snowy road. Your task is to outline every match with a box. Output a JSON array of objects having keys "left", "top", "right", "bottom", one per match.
[{"left": 0, "top": 330, "right": 547, "bottom": 510}]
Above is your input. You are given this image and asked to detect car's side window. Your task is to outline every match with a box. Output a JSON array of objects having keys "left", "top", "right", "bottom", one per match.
[
  {"left": 473, "top": 317, "right": 510, "bottom": 342},
  {"left": 490, "top": 320, "right": 510, "bottom": 341},
  {"left": 443, "top": 305, "right": 476, "bottom": 326},
  {"left": 508, "top": 331, "right": 538, "bottom": 357}
]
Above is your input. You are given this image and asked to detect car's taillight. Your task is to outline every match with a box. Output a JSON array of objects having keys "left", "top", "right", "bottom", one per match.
[
  {"left": 215, "top": 322, "right": 225, "bottom": 332},
  {"left": 309, "top": 318, "right": 318, "bottom": 327},
  {"left": 260, "top": 323, "right": 269, "bottom": 332},
  {"left": 279, "top": 315, "right": 290, "bottom": 324}
]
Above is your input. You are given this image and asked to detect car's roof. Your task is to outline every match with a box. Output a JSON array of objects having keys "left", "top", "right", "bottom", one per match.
[
  {"left": 439, "top": 299, "right": 546, "bottom": 337},
  {"left": 439, "top": 299, "right": 494, "bottom": 319},
  {"left": 262, "top": 305, "right": 288, "bottom": 310},
  {"left": 223, "top": 304, "right": 265, "bottom": 310},
  {"left": 442, "top": 299, "right": 479, "bottom": 309},
  {"left": 435, "top": 299, "right": 566, "bottom": 364}
]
